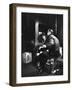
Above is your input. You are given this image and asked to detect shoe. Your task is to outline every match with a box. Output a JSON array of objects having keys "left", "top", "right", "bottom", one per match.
[{"left": 51, "top": 70, "right": 56, "bottom": 74}]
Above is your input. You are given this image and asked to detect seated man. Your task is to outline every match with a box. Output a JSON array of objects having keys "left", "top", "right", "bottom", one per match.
[
  {"left": 45, "top": 29, "right": 61, "bottom": 74},
  {"left": 33, "top": 32, "right": 48, "bottom": 73},
  {"left": 33, "top": 29, "right": 61, "bottom": 74}
]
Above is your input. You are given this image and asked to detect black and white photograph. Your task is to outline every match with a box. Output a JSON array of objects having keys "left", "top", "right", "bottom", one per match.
[
  {"left": 21, "top": 13, "right": 63, "bottom": 77},
  {"left": 9, "top": 3, "right": 70, "bottom": 86}
]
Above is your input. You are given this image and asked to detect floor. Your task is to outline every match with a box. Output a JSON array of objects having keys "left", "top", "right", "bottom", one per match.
[{"left": 21, "top": 58, "right": 63, "bottom": 77}]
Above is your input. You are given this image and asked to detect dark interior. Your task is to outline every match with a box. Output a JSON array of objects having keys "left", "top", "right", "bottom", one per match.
[{"left": 21, "top": 13, "right": 63, "bottom": 77}]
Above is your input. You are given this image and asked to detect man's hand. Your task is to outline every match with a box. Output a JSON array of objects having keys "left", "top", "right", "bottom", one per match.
[{"left": 39, "top": 44, "right": 46, "bottom": 50}]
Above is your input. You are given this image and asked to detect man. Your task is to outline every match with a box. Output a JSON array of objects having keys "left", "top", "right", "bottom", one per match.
[
  {"left": 34, "top": 32, "right": 48, "bottom": 73},
  {"left": 45, "top": 28, "right": 61, "bottom": 74}
]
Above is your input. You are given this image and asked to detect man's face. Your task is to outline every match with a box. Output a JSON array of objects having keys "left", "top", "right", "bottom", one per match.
[
  {"left": 42, "top": 35, "right": 46, "bottom": 42},
  {"left": 47, "top": 31, "right": 51, "bottom": 36}
]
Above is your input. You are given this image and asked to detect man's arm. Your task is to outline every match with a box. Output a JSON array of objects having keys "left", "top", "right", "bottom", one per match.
[{"left": 46, "top": 38, "right": 55, "bottom": 47}]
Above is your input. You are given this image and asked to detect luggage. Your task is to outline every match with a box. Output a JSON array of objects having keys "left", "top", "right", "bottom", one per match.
[{"left": 22, "top": 52, "right": 32, "bottom": 64}]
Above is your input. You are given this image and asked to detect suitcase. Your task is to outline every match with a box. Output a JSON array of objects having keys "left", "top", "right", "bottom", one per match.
[{"left": 22, "top": 52, "right": 32, "bottom": 64}]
